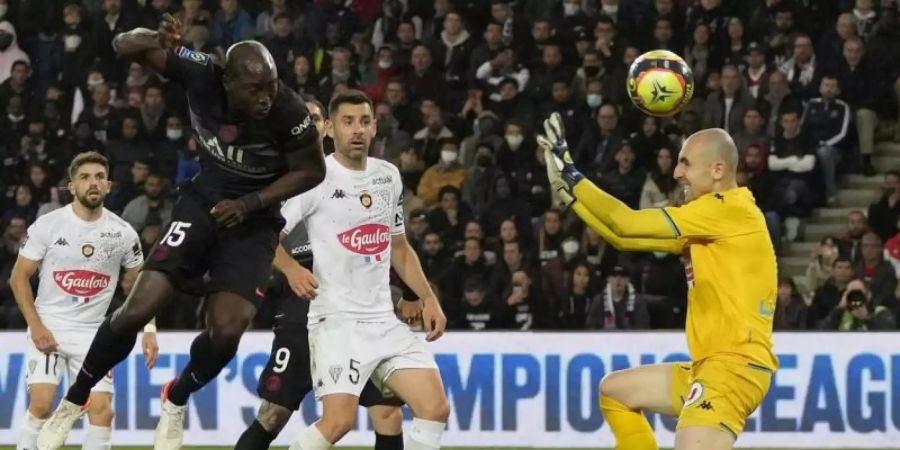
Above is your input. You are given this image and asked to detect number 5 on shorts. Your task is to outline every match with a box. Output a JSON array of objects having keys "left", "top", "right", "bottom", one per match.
[{"left": 161, "top": 221, "right": 192, "bottom": 247}]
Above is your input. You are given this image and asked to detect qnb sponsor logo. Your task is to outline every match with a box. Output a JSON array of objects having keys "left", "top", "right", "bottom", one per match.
[
  {"left": 337, "top": 224, "right": 390, "bottom": 255},
  {"left": 53, "top": 270, "right": 111, "bottom": 297}
]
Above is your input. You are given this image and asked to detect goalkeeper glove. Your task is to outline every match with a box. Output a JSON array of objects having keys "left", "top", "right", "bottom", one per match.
[
  {"left": 542, "top": 112, "right": 584, "bottom": 186},
  {"left": 538, "top": 135, "right": 575, "bottom": 210}
]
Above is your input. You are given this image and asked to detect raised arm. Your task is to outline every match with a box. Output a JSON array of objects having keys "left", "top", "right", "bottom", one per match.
[
  {"left": 112, "top": 13, "right": 183, "bottom": 75},
  {"left": 571, "top": 201, "right": 685, "bottom": 253}
]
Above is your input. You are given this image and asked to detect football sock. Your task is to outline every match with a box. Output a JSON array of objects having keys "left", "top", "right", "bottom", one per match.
[
  {"left": 235, "top": 419, "right": 278, "bottom": 450},
  {"left": 599, "top": 395, "right": 658, "bottom": 450},
  {"left": 289, "top": 423, "right": 332, "bottom": 450},
  {"left": 67, "top": 317, "right": 137, "bottom": 405},
  {"left": 168, "top": 331, "right": 238, "bottom": 406},
  {"left": 406, "top": 418, "right": 444, "bottom": 450},
  {"left": 374, "top": 432, "right": 404, "bottom": 450},
  {"left": 83, "top": 425, "right": 112, "bottom": 450},
  {"left": 16, "top": 410, "right": 46, "bottom": 450}
]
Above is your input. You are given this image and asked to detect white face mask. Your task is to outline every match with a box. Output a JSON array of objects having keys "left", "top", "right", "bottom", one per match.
[
  {"left": 87, "top": 76, "right": 104, "bottom": 88},
  {"left": 562, "top": 240, "right": 580, "bottom": 259},
  {"left": 64, "top": 34, "right": 82, "bottom": 51},
  {"left": 653, "top": 251, "right": 668, "bottom": 259},
  {"left": 505, "top": 134, "right": 523, "bottom": 150},
  {"left": 603, "top": 4, "right": 619, "bottom": 15},
  {"left": 441, "top": 150, "right": 457, "bottom": 164},
  {"left": 587, "top": 93, "right": 603, "bottom": 108},
  {"left": 0, "top": 4, "right": 8, "bottom": 19},
  {"left": 564, "top": 3, "right": 580, "bottom": 16},
  {"left": 378, "top": 59, "right": 392, "bottom": 69},
  {"left": 167, "top": 129, "right": 183, "bottom": 140}
]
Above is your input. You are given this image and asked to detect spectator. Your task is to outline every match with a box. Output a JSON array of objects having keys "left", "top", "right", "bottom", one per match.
[
  {"left": 823, "top": 278, "right": 895, "bottom": 330},
  {"left": 765, "top": 6, "right": 799, "bottom": 67},
  {"left": 92, "top": 0, "right": 142, "bottom": 81},
  {"left": 418, "top": 230, "right": 451, "bottom": 284},
  {"left": 490, "top": 239, "right": 528, "bottom": 303},
  {"left": 683, "top": 23, "right": 716, "bottom": 88},
  {"left": 779, "top": 34, "right": 821, "bottom": 100},
  {"left": 406, "top": 208, "right": 429, "bottom": 251},
  {"left": 640, "top": 147, "right": 678, "bottom": 209},
  {"left": 450, "top": 275, "right": 499, "bottom": 330},
  {"left": 255, "top": 0, "right": 290, "bottom": 39},
  {"left": 416, "top": 138, "right": 465, "bottom": 206},
  {"left": 586, "top": 265, "right": 650, "bottom": 330},
  {"left": 576, "top": 103, "right": 625, "bottom": 174},
  {"left": 469, "top": 21, "right": 505, "bottom": 83},
  {"left": 842, "top": 210, "right": 869, "bottom": 264},
  {"left": 25, "top": 163, "right": 56, "bottom": 206},
  {"left": 77, "top": 81, "right": 116, "bottom": 145},
  {"left": 412, "top": 106, "right": 454, "bottom": 170},
  {"left": 285, "top": 55, "right": 317, "bottom": 96},
  {"left": 393, "top": 21, "right": 421, "bottom": 70},
  {"left": 174, "top": 0, "right": 212, "bottom": 26},
  {"left": 744, "top": 42, "right": 769, "bottom": 99},
  {"left": 641, "top": 250, "right": 688, "bottom": 329},
  {"left": 599, "top": 144, "right": 645, "bottom": 209},
  {"left": 317, "top": 46, "right": 357, "bottom": 103},
  {"left": 459, "top": 111, "right": 503, "bottom": 169},
  {"left": 868, "top": 170, "right": 900, "bottom": 243},
  {"left": 817, "top": 13, "right": 858, "bottom": 67},
  {"left": 175, "top": 135, "right": 200, "bottom": 186},
  {"left": 498, "top": 269, "right": 540, "bottom": 330},
  {"left": 525, "top": 42, "right": 572, "bottom": 104},
  {"left": 629, "top": 116, "right": 673, "bottom": 169},
  {"left": 400, "top": 44, "right": 444, "bottom": 105},
  {"left": 703, "top": 65, "right": 755, "bottom": 133},
  {"left": 372, "top": 102, "right": 412, "bottom": 164},
  {"left": 444, "top": 238, "right": 493, "bottom": 311},
  {"left": 759, "top": 70, "right": 802, "bottom": 137},
  {"left": 0, "top": 21, "right": 29, "bottom": 85},
  {"left": 121, "top": 173, "right": 173, "bottom": 232},
  {"left": 722, "top": 16, "right": 749, "bottom": 71},
  {"left": 489, "top": 78, "right": 536, "bottom": 131},
  {"left": 774, "top": 277, "right": 809, "bottom": 330},
  {"left": 533, "top": 209, "right": 565, "bottom": 264},
  {"left": 648, "top": 16, "right": 679, "bottom": 53},
  {"left": 427, "top": 185, "right": 471, "bottom": 250},
  {"left": 768, "top": 109, "right": 815, "bottom": 241},
  {"left": 732, "top": 107, "right": 769, "bottom": 158},
  {"left": 855, "top": 232, "right": 898, "bottom": 308},
  {"left": 0, "top": 215, "right": 29, "bottom": 328},
  {"left": 107, "top": 114, "right": 152, "bottom": 189},
  {"left": 262, "top": 13, "right": 302, "bottom": 80},
  {"left": 210, "top": 0, "right": 254, "bottom": 50},
  {"left": 431, "top": 10, "right": 475, "bottom": 108},
  {"left": 60, "top": 4, "right": 91, "bottom": 94},
  {"left": 476, "top": 47, "right": 529, "bottom": 105},
  {"left": 0, "top": 59, "right": 32, "bottom": 116},
  {"left": 806, "top": 236, "right": 842, "bottom": 292},
  {"left": 108, "top": 159, "right": 150, "bottom": 213},
  {"left": 139, "top": 83, "right": 167, "bottom": 142},
  {"left": 555, "top": 260, "right": 599, "bottom": 330},
  {"left": 2, "top": 184, "right": 36, "bottom": 224},
  {"left": 852, "top": 0, "right": 879, "bottom": 41},
  {"left": 803, "top": 75, "right": 851, "bottom": 204},
  {"left": 371, "top": 0, "right": 422, "bottom": 50},
  {"left": 836, "top": 37, "right": 883, "bottom": 176},
  {"left": 809, "top": 257, "right": 855, "bottom": 328},
  {"left": 461, "top": 141, "right": 497, "bottom": 212},
  {"left": 479, "top": 174, "right": 532, "bottom": 245}
]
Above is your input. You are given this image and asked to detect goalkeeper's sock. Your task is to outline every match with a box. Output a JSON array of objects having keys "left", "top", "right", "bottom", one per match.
[{"left": 599, "top": 395, "right": 658, "bottom": 450}]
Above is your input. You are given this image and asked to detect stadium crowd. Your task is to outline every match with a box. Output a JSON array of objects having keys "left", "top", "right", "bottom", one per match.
[{"left": 1, "top": 0, "right": 899, "bottom": 332}]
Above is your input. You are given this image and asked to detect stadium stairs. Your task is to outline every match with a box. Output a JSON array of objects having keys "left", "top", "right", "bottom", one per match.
[{"left": 780, "top": 141, "right": 900, "bottom": 291}]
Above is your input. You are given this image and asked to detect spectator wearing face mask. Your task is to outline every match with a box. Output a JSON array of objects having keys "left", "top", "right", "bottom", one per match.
[
  {"left": 459, "top": 111, "right": 503, "bottom": 169},
  {"left": 586, "top": 266, "right": 650, "bottom": 330},
  {"left": 823, "top": 278, "right": 895, "bottom": 330},
  {"left": 416, "top": 138, "right": 465, "bottom": 207}
]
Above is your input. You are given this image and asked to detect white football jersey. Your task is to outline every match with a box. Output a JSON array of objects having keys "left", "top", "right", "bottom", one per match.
[
  {"left": 281, "top": 155, "right": 405, "bottom": 322},
  {"left": 19, "top": 205, "right": 143, "bottom": 332}
]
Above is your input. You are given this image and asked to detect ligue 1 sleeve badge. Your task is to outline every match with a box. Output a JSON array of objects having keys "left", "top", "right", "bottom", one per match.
[
  {"left": 82, "top": 243, "right": 95, "bottom": 258},
  {"left": 360, "top": 193, "right": 373, "bottom": 208}
]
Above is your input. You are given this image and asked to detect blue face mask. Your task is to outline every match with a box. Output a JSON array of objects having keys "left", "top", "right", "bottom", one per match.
[{"left": 587, "top": 93, "right": 603, "bottom": 108}]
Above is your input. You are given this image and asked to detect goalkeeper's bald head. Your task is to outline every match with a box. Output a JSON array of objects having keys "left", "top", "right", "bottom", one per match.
[{"left": 675, "top": 128, "right": 739, "bottom": 201}]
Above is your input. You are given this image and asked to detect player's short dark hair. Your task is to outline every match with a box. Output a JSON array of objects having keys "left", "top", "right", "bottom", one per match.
[
  {"left": 328, "top": 89, "right": 373, "bottom": 117},
  {"left": 68, "top": 151, "right": 109, "bottom": 179}
]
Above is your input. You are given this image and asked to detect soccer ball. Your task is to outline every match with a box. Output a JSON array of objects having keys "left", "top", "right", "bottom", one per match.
[{"left": 626, "top": 49, "right": 694, "bottom": 117}]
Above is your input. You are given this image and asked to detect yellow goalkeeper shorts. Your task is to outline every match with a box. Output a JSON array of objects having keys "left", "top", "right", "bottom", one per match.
[{"left": 669, "top": 357, "right": 773, "bottom": 438}]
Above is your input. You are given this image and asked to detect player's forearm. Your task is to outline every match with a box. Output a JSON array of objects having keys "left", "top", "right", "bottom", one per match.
[
  {"left": 272, "top": 244, "right": 301, "bottom": 275},
  {"left": 572, "top": 202, "right": 683, "bottom": 254},
  {"left": 572, "top": 179, "right": 677, "bottom": 239},
  {"left": 391, "top": 239, "right": 438, "bottom": 304},
  {"left": 112, "top": 28, "right": 162, "bottom": 57},
  {"left": 245, "top": 152, "right": 326, "bottom": 212},
  {"left": 10, "top": 274, "right": 42, "bottom": 328}
]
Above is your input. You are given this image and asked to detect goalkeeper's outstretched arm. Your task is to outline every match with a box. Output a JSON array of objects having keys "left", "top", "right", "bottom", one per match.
[
  {"left": 572, "top": 179, "right": 679, "bottom": 239},
  {"left": 571, "top": 202, "right": 684, "bottom": 254}
]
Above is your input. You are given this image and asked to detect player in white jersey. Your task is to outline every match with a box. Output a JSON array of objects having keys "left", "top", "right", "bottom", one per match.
[
  {"left": 283, "top": 90, "right": 449, "bottom": 450},
  {"left": 10, "top": 152, "right": 160, "bottom": 450}
]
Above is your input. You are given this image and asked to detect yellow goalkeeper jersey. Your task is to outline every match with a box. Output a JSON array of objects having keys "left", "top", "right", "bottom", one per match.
[{"left": 662, "top": 187, "right": 778, "bottom": 371}]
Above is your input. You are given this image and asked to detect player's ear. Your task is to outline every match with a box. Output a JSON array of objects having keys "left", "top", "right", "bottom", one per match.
[
  {"left": 325, "top": 119, "right": 334, "bottom": 139},
  {"left": 68, "top": 180, "right": 75, "bottom": 196}
]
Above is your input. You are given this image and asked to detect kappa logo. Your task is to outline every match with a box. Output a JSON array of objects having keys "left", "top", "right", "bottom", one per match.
[
  {"left": 54, "top": 237, "right": 69, "bottom": 246},
  {"left": 683, "top": 381, "right": 704, "bottom": 407},
  {"left": 332, "top": 189, "right": 346, "bottom": 199},
  {"left": 328, "top": 365, "right": 343, "bottom": 383}
]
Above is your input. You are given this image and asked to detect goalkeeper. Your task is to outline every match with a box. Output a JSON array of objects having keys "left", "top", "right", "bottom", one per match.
[{"left": 538, "top": 113, "right": 777, "bottom": 450}]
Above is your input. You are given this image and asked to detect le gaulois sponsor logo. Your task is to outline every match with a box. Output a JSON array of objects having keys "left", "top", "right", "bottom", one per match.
[
  {"left": 337, "top": 224, "right": 390, "bottom": 255},
  {"left": 53, "top": 270, "right": 111, "bottom": 297}
]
